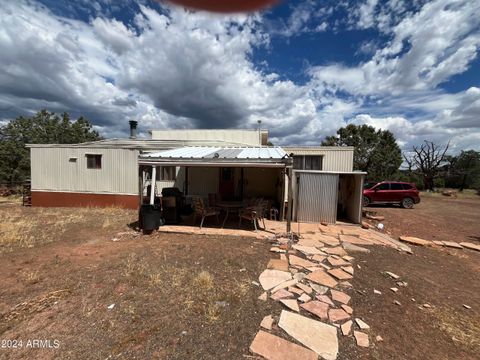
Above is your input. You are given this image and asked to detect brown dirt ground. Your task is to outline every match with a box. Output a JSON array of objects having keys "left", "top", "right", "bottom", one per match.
[{"left": 0, "top": 204, "right": 280, "bottom": 360}]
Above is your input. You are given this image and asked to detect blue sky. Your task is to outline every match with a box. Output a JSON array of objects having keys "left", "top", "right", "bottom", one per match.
[{"left": 0, "top": 0, "right": 479, "bottom": 151}]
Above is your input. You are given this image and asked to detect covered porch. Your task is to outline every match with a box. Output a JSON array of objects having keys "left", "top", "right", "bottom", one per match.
[{"left": 137, "top": 146, "right": 294, "bottom": 232}]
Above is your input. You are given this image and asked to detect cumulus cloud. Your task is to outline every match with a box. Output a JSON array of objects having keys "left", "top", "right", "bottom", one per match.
[{"left": 0, "top": 0, "right": 479, "bottom": 152}]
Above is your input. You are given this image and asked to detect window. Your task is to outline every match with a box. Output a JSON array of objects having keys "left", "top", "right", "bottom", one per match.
[
  {"left": 86, "top": 154, "right": 102, "bottom": 169},
  {"left": 293, "top": 155, "right": 323, "bottom": 170},
  {"left": 375, "top": 183, "right": 390, "bottom": 190},
  {"left": 402, "top": 184, "right": 413, "bottom": 190},
  {"left": 156, "top": 166, "right": 176, "bottom": 181},
  {"left": 390, "top": 183, "right": 404, "bottom": 190}
]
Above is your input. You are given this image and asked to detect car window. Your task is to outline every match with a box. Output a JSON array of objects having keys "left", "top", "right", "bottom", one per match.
[
  {"left": 364, "top": 182, "right": 377, "bottom": 189},
  {"left": 375, "top": 183, "right": 390, "bottom": 190},
  {"left": 390, "top": 183, "right": 404, "bottom": 190},
  {"left": 402, "top": 184, "right": 413, "bottom": 190}
]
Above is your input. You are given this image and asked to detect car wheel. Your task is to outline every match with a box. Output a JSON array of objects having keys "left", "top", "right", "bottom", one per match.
[
  {"left": 401, "top": 197, "right": 414, "bottom": 209},
  {"left": 362, "top": 196, "right": 370, "bottom": 207}
]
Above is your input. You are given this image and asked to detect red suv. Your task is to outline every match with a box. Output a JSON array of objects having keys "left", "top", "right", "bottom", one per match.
[{"left": 363, "top": 181, "right": 420, "bottom": 209}]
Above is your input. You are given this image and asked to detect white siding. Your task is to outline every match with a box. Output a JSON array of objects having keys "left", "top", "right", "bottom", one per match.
[
  {"left": 283, "top": 147, "right": 354, "bottom": 172},
  {"left": 30, "top": 147, "right": 139, "bottom": 194}
]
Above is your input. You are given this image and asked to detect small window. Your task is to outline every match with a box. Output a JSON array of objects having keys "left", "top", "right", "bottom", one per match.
[
  {"left": 402, "top": 184, "right": 413, "bottom": 190},
  {"left": 390, "top": 183, "right": 404, "bottom": 190},
  {"left": 156, "top": 166, "right": 176, "bottom": 181},
  {"left": 293, "top": 156, "right": 303, "bottom": 169},
  {"left": 86, "top": 154, "right": 102, "bottom": 169},
  {"left": 375, "top": 183, "right": 390, "bottom": 190},
  {"left": 293, "top": 155, "right": 323, "bottom": 170}
]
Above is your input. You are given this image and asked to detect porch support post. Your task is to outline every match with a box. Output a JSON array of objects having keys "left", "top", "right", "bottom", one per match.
[
  {"left": 286, "top": 166, "right": 293, "bottom": 233},
  {"left": 150, "top": 165, "right": 156, "bottom": 205}
]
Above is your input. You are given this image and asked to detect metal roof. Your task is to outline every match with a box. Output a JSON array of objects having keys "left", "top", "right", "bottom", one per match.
[{"left": 139, "top": 146, "right": 290, "bottom": 167}]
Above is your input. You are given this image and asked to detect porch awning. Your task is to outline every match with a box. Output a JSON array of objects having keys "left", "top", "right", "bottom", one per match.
[{"left": 138, "top": 146, "right": 291, "bottom": 168}]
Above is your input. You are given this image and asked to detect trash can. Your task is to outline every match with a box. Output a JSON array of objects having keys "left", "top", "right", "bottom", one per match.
[{"left": 140, "top": 204, "right": 162, "bottom": 232}]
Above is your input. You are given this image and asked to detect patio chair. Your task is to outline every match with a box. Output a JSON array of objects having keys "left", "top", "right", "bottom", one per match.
[
  {"left": 192, "top": 197, "right": 220, "bottom": 229},
  {"left": 239, "top": 203, "right": 266, "bottom": 231}
]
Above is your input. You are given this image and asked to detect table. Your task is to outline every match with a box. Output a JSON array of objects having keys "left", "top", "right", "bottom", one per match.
[{"left": 216, "top": 201, "right": 245, "bottom": 228}]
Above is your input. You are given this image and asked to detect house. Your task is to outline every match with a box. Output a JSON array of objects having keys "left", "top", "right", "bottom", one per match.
[{"left": 27, "top": 122, "right": 364, "bottom": 224}]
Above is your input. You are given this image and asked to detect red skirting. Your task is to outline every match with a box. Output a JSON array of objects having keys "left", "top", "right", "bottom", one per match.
[{"left": 31, "top": 191, "right": 139, "bottom": 209}]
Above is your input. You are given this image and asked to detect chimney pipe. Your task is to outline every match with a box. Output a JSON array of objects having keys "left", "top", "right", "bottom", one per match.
[{"left": 129, "top": 120, "right": 137, "bottom": 139}]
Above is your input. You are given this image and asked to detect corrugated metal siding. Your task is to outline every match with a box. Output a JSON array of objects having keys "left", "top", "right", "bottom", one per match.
[
  {"left": 142, "top": 146, "right": 287, "bottom": 160},
  {"left": 296, "top": 173, "right": 339, "bottom": 223},
  {"left": 30, "top": 147, "right": 139, "bottom": 194},
  {"left": 187, "top": 167, "right": 218, "bottom": 196},
  {"left": 284, "top": 147, "right": 354, "bottom": 172}
]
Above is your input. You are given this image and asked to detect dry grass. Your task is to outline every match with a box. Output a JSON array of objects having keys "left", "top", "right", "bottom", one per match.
[
  {"left": 434, "top": 308, "right": 480, "bottom": 350},
  {"left": 19, "top": 270, "right": 41, "bottom": 284},
  {"left": 193, "top": 271, "right": 214, "bottom": 291}
]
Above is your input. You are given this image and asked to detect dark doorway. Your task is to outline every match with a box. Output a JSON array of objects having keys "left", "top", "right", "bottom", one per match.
[{"left": 219, "top": 167, "right": 235, "bottom": 200}]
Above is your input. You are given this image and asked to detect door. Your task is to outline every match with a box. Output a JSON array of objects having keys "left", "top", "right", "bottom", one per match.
[
  {"left": 296, "top": 173, "right": 338, "bottom": 223},
  {"left": 389, "top": 183, "right": 405, "bottom": 202},
  {"left": 219, "top": 167, "right": 235, "bottom": 200},
  {"left": 372, "top": 182, "right": 391, "bottom": 202}
]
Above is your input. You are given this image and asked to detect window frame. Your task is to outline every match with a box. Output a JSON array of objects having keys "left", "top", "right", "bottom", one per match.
[
  {"left": 86, "top": 154, "right": 102, "bottom": 169},
  {"left": 292, "top": 155, "right": 323, "bottom": 171}
]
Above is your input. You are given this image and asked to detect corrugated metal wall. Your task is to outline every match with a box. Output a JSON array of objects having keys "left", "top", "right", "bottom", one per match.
[
  {"left": 30, "top": 147, "right": 139, "bottom": 194},
  {"left": 283, "top": 147, "right": 354, "bottom": 172},
  {"left": 295, "top": 172, "right": 339, "bottom": 223}
]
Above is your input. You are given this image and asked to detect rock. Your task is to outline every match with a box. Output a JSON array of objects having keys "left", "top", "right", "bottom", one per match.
[
  {"left": 330, "top": 289, "right": 351, "bottom": 305},
  {"left": 293, "top": 245, "right": 325, "bottom": 255},
  {"left": 293, "top": 272, "right": 307, "bottom": 282},
  {"left": 376, "top": 335, "right": 384, "bottom": 342},
  {"left": 460, "top": 242, "right": 480, "bottom": 252},
  {"left": 327, "top": 268, "right": 353, "bottom": 281},
  {"left": 341, "top": 320, "right": 352, "bottom": 336},
  {"left": 354, "top": 331, "right": 369, "bottom": 347},
  {"left": 319, "top": 263, "right": 332, "bottom": 270},
  {"left": 312, "top": 254, "right": 327, "bottom": 263},
  {"left": 433, "top": 240, "right": 445, "bottom": 246},
  {"left": 306, "top": 270, "right": 338, "bottom": 288},
  {"left": 328, "top": 308, "right": 350, "bottom": 322},
  {"left": 373, "top": 289, "right": 382, "bottom": 295},
  {"left": 259, "top": 270, "right": 292, "bottom": 290},
  {"left": 442, "top": 241, "right": 463, "bottom": 249},
  {"left": 270, "top": 247, "right": 287, "bottom": 253},
  {"left": 310, "top": 283, "right": 329, "bottom": 295},
  {"left": 342, "top": 242, "right": 370, "bottom": 253},
  {"left": 463, "top": 304, "right": 472, "bottom": 309},
  {"left": 394, "top": 300, "right": 401, "bottom": 306},
  {"left": 288, "top": 286, "right": 304, "bottom": 296},
  {"left": 341, "top": 266, "right": 354, "bottom": 275},
  {"left": 107, "top": 304, "right": 115, "bottom": 310},
  {"left": 296, "top": 283, "right": 313, "bottom": 294},
  {"left": 280, "top": 253, "right": 288, "bottom": 261},
  {"left": 327, "top": 256, "right": 350, "bottom": 267},
  {"left": 361, "top": 222, "right": 370, "bottom": 229},
  {"left": 280, "top": 299, "right": 300, "bottom": 312},
  {"left": 384, "top": 271, "right": 400, "bottom": 279},
  {"left": 390, "top": 287, "right": 398, "bottom": 293},
  {"left": 260, "top": 315, "right": 274, "bottom": 330},
  {"left": 271, "top": 289, "right": 295, "bottom": 301},
  {"left": 300, "top": 300, "right": 329, "bottom": 320},
  {"left": 399, "top": 236, "right": 432, "bottom": 246},
  {"left": 249, "top": 330, "right": 318, "bottom": 360},
  {"left": 271, "top": 279, "right": 299, "bottom": 293},
  {"left": 252, "top": 281, "right": 260, "bottom": 286},
  {"left": 316, "top": 295, "right": 335, "bottom": 306},
  {"left": 316, "top": 235, "right": 341, "bottom": 247},
  {"left": 339, "top": 281, "right": 353, "bottom": 288},
  {"left": 323, "top": 246, "right": 348, "bottom": 256},
  {"left": 343, "top": 255, "right": 355, "bottom": 262},
  {"left": 258, "top": 292, "right": 268, "bottom": 301},
  {"left": 289, "top": 255, "right": 317, "bottom": 269},
  {"left": 423, "top": 303, "right": 432, "bottom": 308},
  {"left": 366, "top": 215, "right": 384, "bottom": 221},
  {"left": 267, "top": 259, "right": 290, "bottom": 272},
  {"left": 298, "top": 293, "right": 311, "bottom": 303},
  {"left": 278, "top": 310, "right": 338, "bottom": 360},
  {"left": 355, "top": 318, "right": 370, "bottom": 330},
  {"left": 341, "top": 304, "right": 353, "bottom": 314}
]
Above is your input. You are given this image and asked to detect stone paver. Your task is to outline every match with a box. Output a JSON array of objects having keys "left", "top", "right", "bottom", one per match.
[
  {"left": 280, "top": 299, "right": 300, "bottom": 312},
  {"left": 293, "top": 245, "right": 325, "bottom": 255},
  {"left": 328, "top": 268, "right": 353, "bottom": 280},
  {"left": 316, "top": 234, "right": 341, "bottom": 246},
  {"left": 328, "top": 308, "right": 350, "bottom": 322},
  {"left": 355, "top": 318, "right": 370, "bottom": 329},
  {"left": 341, "top": 266, "right": 354, "bottom": 275},
  {"left": 341, "top": 304, "right": 353, "bottom": 314},
  {"left": 278, "top": 310, "right": 338, "bottom": 360},
  {"left": 289, "top": 255, "right": 317, "bottom": 269},
  {"left": 339, "top": 234, "right": 376, "bottom": 245},
  {"left": 327, "top": 256, "right": 351, "bottom": 267},
  {"left": 323, "top": 247, "right": 348, "bottom": 256},
  {"left": 399, "top": 236, "right": 432, "bottom": 246},
  {"left": 312, "top": 254, "right": 327, "bottom": 263},
  {"left": 258, "top": 292, "right": 268, "bottom": 301},
  {"left": 310, "top": 283, "right": 329, "bottom": 294},
  {"left": 271, "top": 289, "right": 294, "bottom": 301},
  {"left": 270, "top": 279, "right": 298, "bottom": 293},
  {"left": 288, "top": 286, "right": 304, "bottom": 296},
  {"left": 354, "top": 331, "right": 369, "bottom": 347},
  {"left": 300, "top": 300, "right": 329, "bottom": 320},
  {"left": 260, "top": 315, "right": 274, "bottom": 330},
  {"left": 341, "top": 320, "right": 352, "bottom": 335},
  {"left": 306, "top": 270, "right": 338, "bottom": 288},
  {"left": 296, "top": 283, "right": 313, "bottom": 294},
  {"left": 342, "top": 242, "right": 370, "bottom": 253},
  {"left": 298, "top": 293, "right": 311, "bottom": 303},
  {"left": 259, "top": 269, "right": 292, "bottom": 290},
  {"left": 442, "top": 241, "right": 463, "bottom": 249},
  {"left": 316, "top": 294, "right": 335, "bottom": 306},
  {"left": 250, "top": 330, "right": 318, "bottom": 360},
  {"left": 267, "top": 259, "right": 290, "bottom": 272},
  {"left": 331, "top": 289, "right": 351, "bottom": 305},
  {"left": 460, "top": 242, "right": 480, "bottom": 251}
]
